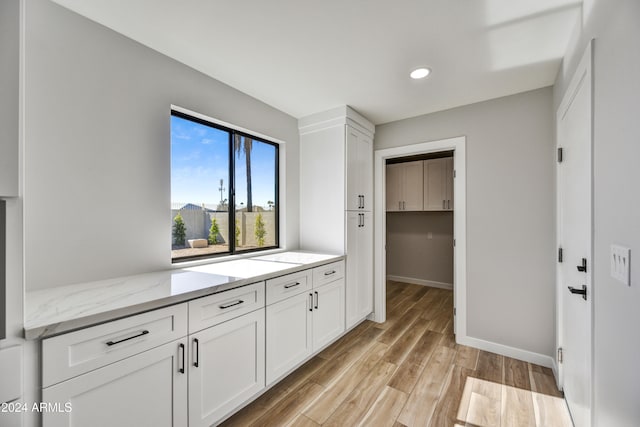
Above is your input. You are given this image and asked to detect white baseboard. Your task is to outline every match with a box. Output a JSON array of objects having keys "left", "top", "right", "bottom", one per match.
[
  {"left": 387, "top": 275, "right": 453, "bottom": 290},
  {"left": 457, "top": 335, "right": 554, "bottom": 369}
]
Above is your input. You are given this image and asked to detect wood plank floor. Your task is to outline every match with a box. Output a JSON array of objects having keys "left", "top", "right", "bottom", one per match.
[{"left": 221, "top": 281, "right": 572, "bottom": 427}]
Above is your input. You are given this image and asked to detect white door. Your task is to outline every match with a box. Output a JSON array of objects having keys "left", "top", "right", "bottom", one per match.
[
  {"left": 557, "top": 41, "right": 593, "bottom": 427},
  {"left": 312, "top": 279, "right": 345, "bottom": 350},
  {"left": 402, "top": 161, "right": 424, "bottom": 211},
  {"left": 266, "top": 292, "right": 313, "bottom": 385},
  {"left": 357, "top": 212, "right": 374, "bottom": 320},
  {"left": 346, "top": 124, "right": 373, "bottom": 211},
  {"left": 385, "top": 163, "right": 403, "bottom": 211},
  {"left": 423, "top": 158, "right": 446, "bottom": 210},
  {"left": 43, "top": 339, "right": 188, "bottom": 427},
  {"left": 189, "top": 309, "right": 265, "bottom": 426}
]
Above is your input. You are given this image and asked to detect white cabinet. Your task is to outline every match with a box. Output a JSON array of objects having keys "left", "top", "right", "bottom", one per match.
[
  {"left": 43, "top": 338, "right": 188, "bottom": 427},
  {"left": 299, "top": 106, "right": 374, "bottom": 330},
  {"left": 189, "top": 308, "right": 265, "bottom": 426},
  {"left": 423, "top": 157, "right": 454, "bottom": 211},
  {"left": 386, "top": 161, "right": 424, "bottom": 211},
  {"left": 346, "top": 125, "right": 373, "bottom": 211},
  {"left": 312, "top": 278, "right": 346, "bottom": 349},
  {"left": 346, "top": 212, "right": 373, "bottom": 328},
  {"left": 266, "top": 291, "right": 312, "bottom": 384},
  {"left": 265, "top": 263, "right": 345, "bottom": 385}
]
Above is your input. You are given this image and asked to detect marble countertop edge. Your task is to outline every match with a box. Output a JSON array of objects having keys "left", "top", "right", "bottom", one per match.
[{"left": 24, "top": 251, "right": 345, "bottom": 340}]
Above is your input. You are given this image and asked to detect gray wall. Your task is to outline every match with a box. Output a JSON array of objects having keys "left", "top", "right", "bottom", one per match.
[
  {"left": 0, "top": 0, "right": 19, "bottom": 197},
  {"left": 386, "top": 212, "right": 453, "bottom": 285},
  {"left": 23, "top": 0, "right": 300, "bottom": 291},
  {"left": 554, "top": 1, "right": 640, "bottom": 425},
  {"left": 376, "top": 87, "right": 555, "bottom": 357}
]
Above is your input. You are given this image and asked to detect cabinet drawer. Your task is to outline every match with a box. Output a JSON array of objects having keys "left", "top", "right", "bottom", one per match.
[
  {"left": 42, "top": 303, "right": 188, "bottom": 388},
  {"left": 266, "top": 269, "right": 312, "bottom": 305},
  {"left": 312, "top": 261, "right": 345, "bottom": 288},
  {"left": 189, "top": 282, "right": 265, "bottom": 333}
]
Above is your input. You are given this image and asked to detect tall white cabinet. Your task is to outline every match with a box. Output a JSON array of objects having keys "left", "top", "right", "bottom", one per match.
[{"left": 299, "top": 106, "right": 374, "bottom": 329}]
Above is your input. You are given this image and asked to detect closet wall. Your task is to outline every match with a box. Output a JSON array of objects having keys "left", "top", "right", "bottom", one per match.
[{"left": 386, "top": 212, "right": 453, "bottom": 287}]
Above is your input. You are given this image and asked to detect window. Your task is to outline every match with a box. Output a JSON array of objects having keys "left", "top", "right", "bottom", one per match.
[{"left": 171, "top": 110, "right": 279, "bottom": 262}]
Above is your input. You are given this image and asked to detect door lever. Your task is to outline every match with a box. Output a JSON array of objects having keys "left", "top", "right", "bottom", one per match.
[
  {"left": 568, "top": 285, "right": 587, "bottom": 301},
  {"left": 577, "top": 258, "right": 587, "bottom": 273}
]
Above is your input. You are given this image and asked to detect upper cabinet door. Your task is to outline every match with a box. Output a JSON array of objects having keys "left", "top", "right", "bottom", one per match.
[
  {"left": 423, "top": 158, "right": 447, "bottom": 210},
  {"left": 402, "top": 161, "right": 424, "bottom": 211},
  {"left": 346, "top": 125, "right": 373, "bottom": 211},
  {"left": 385, "top": 164, "right": 403, "bottom": 211}
]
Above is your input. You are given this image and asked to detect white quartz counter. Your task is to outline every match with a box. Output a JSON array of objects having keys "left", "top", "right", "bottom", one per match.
[{"left": 24, "top": 251, "right": 344, "bottom": 340}]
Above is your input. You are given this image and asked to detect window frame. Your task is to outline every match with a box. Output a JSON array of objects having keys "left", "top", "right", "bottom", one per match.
[{"left": 171, "top": 109, "right": 280, "bottom": 263}]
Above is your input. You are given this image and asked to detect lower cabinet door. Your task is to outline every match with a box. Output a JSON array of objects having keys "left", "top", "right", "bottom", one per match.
[
  {"left": 189, "top": 308, "right": 265, "bottom": 426},
  {"left": 312, "top": 279, "right": 345, "bottom": 350},
  {"left": 266, "top": 291, "right": 313, "bottom": 385},
  {"left": 42, "top": 338, "right": 188, "bottom": 427}
]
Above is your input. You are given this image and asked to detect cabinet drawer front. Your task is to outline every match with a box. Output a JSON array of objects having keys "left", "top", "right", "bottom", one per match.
[
  {"left": 188, "top": 282, "right": 265, "bottom": 333},
  {"left": 266, "top": 269, "right": 312, "bottom": 305},
  {"left": 42, "top": 304, "right": 188, "bottom": 388},
  {"left": 312, "top": 261, "right": 345, "bottom": 288}
]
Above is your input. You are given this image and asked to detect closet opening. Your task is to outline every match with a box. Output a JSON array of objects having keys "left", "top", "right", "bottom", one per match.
[
  {"left": 386, "top": 151, "right": 454, "bottom": 334},
  {"left": 373, "top": 137, "right": 467, "bottom": 342}
]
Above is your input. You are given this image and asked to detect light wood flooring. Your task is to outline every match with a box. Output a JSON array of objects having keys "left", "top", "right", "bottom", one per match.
[{"left": 221, "top": 281, "right": 572, "bottom": 427}]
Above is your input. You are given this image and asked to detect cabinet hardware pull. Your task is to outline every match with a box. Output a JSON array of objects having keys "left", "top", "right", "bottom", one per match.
[
  {"left": 219, "top": 300, "right": 244, "bottom": 309},
  {"left": 448, "top": 200, "right": 450, "bottom": 209},
  {"left": 577, "top": 258, "right": 587, "bottom": 273},
  {"left": 314, "top": 291, "right": 319, "bottom": 309},
  {"left": 443, "top": 200, "right": 445, "bottom": 209},
  {"left": 398, "top": 201, "right": 401, "bottom": 210},
  {"left": 403, "top": 201, "right": 405, "bottom": 210},
  {"left": 193, "top": 338, "right": 199, "bottom": 367},
  {"left": 284, "top": 282, "right": 300, "bottom": 289},
  {"left": 178, "top": 343, "right": 185, "bottom": 374},
  {"left": 362, "top": 195, "right": 365, "bottom": 209},
  {"left": 568, "top": 285, "right": 588, "bottom": 301},
  {"left": 309, "top": 293, "right": 313, "bottom": 312},
  {"left": 105, "top": 329, "right": 149, "bottom": 346},
  {"left": 324, "top": 270, "right": 336, "bottom": 276}
]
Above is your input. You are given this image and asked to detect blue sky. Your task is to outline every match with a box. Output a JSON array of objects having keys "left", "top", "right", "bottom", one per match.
[{"left": 171, "top": 115, "right": 276, "bottom": 208}]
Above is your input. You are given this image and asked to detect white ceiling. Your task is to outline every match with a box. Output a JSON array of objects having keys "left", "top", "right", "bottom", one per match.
[{"left": 51, "top": 0, "right": 582, "bottom": 125}]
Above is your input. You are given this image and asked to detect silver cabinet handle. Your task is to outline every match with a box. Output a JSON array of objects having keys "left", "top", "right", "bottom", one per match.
[
  {"left": 314, "top": 291, "right": 318, "bottom": 309},
  {"left": 309, "top": 293, "right": 313, "bottom": 312},
  {"left": 219, "top": 300, "right": 244, "bottom": 309},
  {"left": 106, "top": 330, "right": 149, "bottom": 346},
  {"left": 324, "top": 270, "right": 336, "bottom": 276},
  {"left": 284, "top": 282, "right": 300, "bottom": 289},
  {"left": 362, "top": 195, "right": 365, "bottom": 209},
  {"left": 193, "top": 338, "right": 199, "bottom": 368}
]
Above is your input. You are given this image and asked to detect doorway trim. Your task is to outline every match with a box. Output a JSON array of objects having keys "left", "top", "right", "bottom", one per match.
[{"left": 373, "top": 136, "right": 467, "bottom": 341}]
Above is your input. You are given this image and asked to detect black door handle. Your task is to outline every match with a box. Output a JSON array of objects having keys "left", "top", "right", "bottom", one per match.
[
  {"left": 577, "top": 258, "right": 587, "bottom": 272},
  {"left": 568, "top": 285, "right": 587, "bottom": 300}
]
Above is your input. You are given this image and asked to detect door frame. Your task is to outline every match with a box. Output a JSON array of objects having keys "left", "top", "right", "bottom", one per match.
[
  {"left": 372, "top": 136, "right": 467, "bottom": 340},
  {"left": 555, "top": 39, "right": 594, "bottom": 420}
]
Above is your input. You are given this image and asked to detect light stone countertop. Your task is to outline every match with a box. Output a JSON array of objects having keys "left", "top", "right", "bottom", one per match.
[{"left": 24, "top": 251, "right": 344, "bottom": 340}]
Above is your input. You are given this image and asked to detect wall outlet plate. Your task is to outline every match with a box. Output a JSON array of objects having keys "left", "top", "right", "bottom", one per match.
[{"left": 611, "top": 244, "right": 631, "bottom": 286}]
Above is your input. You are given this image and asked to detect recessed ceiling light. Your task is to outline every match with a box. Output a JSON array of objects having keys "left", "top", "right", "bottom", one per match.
[{"left": 410, "top": 67, "right": 431, "bottom": 79}]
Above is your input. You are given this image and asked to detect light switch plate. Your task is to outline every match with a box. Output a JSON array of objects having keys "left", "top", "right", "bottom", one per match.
[{"left": 611, "top": 244, "right": 631, "bottom": 286}]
